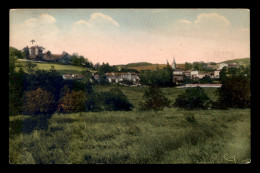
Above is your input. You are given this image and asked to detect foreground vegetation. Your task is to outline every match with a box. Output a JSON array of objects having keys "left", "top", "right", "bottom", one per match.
[
  {"left": 9, "top": 86, "right": 250, "bottom": 164},
  {"left": 9, "top": 108, "right": 250, "bottom": 164}
]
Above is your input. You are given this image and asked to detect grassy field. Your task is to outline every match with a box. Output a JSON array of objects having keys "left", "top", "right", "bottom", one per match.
[
  {"left": 17, "top": 60, "right": 95, "bottom": 74},
  {"left": 9, "top": 86, "right": 251, "bottom": 164}
]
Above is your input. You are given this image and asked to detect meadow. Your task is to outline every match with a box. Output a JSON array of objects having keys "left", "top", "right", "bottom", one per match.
[{"left": 9, "top": 86, "right": 251, "bottom": 164}]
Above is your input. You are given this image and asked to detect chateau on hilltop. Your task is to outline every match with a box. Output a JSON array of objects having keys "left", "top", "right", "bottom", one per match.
[{"left": 23, "top": 40, "right": 64, "bottom": 62}]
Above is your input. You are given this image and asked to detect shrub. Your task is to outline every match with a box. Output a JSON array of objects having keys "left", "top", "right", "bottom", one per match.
[
  {"left": 58, "top": 89, "right": 87, "bottom": 113},
  {"left": 101, "top": 88, "right": 133, "bottom": 111},
  {"left": 85, "top": 92, "right": 103, "bottom": 112},
  {"left": 140, "top": 86, "right": 171, "bottom": 111},
  {"left": 174, "top": 87, "right": 211, "bottom": 109},
  {"left": 23, "top": 88, "right": 56, "bottom": 115}
]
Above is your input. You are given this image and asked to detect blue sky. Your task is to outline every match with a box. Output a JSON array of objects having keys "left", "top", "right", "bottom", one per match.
[{"left": 10, "top": 9, "right": 250, "bottom": 65}]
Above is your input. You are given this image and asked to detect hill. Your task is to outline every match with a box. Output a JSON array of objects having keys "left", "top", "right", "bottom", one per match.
[
  {"left": 126, "top": 64, "right": 185, "bottom": 72},
  {"left": 220, "top": 58, "right": 250, "bottom": 66}
]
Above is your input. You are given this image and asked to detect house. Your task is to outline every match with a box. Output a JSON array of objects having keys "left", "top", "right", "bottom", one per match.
[
  {"left": 183, "top": 71, "right": 191, "bottom": 77},
  {"left": 198, "top": 72, "right": 213, "bottom": 79},
  {"left": 214, "top": 70, "right": 220, "bottom": 78},
  {"left": 173, "top": 69, "right": 184, "bottom": 83},
  {"left": 190, "top": 70, "right": 199, "bottom": 78},
  {"left": 228, "top": 63, "right": 238, "bottom": 68},
  {"left": 218, "top": 63, "right": 228, "bottom": 70},
  {"left": 177, "top": 84, "right": 222, "bottom": 88},
  {"left": 172, "top": 58, "right": 184, "bottom": 84},
  {"left": 62, "top": 74, "right": 84, "bottom": 80},
  {"left": 43, "top": 54, "right": 63, "bottom": 61}
]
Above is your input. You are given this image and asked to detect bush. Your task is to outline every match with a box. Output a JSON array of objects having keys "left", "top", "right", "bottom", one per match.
[
  {"left": 23, "top": 88, "right": 56, "bottom": 115},
  {"left": 215, "top": 75, "right": 250, "bottom": 108},
  {"left": 101, "top": 88, "right": 133, "bottom": 111},
  {"left": 174, "top": 87, "right": 211, "bottom": 109},
  {"left": 140, "top": 86, "right": 171, "bottom": 111},
  {"left": 58, "top": 89, "right": 87, "bottom": 113}
]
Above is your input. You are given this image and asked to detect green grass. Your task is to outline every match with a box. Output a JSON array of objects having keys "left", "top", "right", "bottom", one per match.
[
  {"left": 9, "top": 86, "right": 251, "bottom": 164},
  {"left": 17, "top": 60, "right": 95, "bottom": 75}
]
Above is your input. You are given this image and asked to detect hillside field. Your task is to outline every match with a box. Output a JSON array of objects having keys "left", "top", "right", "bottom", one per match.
[
  {"left": 17, "top": 60, "right": 95, "bottom": 74},
  {"left": 9, "top": 86, "right": 251, "bottom": 164}
]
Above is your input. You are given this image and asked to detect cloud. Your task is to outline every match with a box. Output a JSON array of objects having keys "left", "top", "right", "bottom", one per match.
[
  {"left": 89, "top": 12, "right": 119, "bottom": 27},
  {"left": 74, "top": 20, "right": 92, "bottom": 27},
  {"left": 194, "top": 13, "right": 231, "bottom": 32},
  {"left": 74, "top": 12, "right": 119, "bottom": 29},
  {"left": 177, "top": 19, "right": 192, "bottom": 25}
]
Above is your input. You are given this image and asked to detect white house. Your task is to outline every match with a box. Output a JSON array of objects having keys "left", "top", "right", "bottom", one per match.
[
  {"left": 214, "top": 70, "right": 220, "bottom": 78},
  {"left": 190, "top": 70, "right": 199, "bottom": 78}
]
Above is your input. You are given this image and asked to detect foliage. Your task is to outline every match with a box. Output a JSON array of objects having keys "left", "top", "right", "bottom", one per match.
[
  {"left": 139, "top": 65, "right": 173, "bottom": 87},
  {"left": 71, "top": 54, "right": 86, "bottom": 67},
  {"left": 199, "top": 75, "right": 213, "bottom": 84},
  {"left": 23, "top": 68, "right": 64, "bottom": 102},
  {"left": 174, "top": 87, "right": 211, "bottom": 109},
  {"left": 140, "top": 86, "right": 171, "bottom": 111},
  {"left": 9, "top": 108, "right": 250, "bottom": 164},
  {"left": 9, "top": 48, "right": 25, "bottom": 116},
  {"left": 10, "top": 47, "right": 25, "bottom": 59},
  {"left": 24, "top": 61, "right": 38, "bottom": 73},
  {"left": 219, "top": 67, "right": 227, "bottom": 82},
  {"left": 85, "top": 92, "right": 103, "bottom": 112},
  {"left": 22, "top": 88, "right": 56, "bottom": 115},
  {"left": 215, "top": 75, "right": 250, "bottom": 109},
  {"left": 101, "top": 88, "right": 133, "bottom": 111},
  {"left": 58, "top": 89, "right": 87, "bottom": 113},
  {"left": 185, "top": 62, "right": 193, "bottom": 70},
  {"left": 97, "top": 62, "right": 118, "bottom": 75}
]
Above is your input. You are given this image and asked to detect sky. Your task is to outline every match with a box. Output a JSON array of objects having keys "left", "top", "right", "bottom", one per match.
[{"left": 9, "top": 9, "right": 250, "bottom": 65}]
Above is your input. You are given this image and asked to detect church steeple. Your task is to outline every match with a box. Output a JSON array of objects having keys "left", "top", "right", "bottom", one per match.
[{"left": 172, "top": 57, "right": 176, "bottom": 70}]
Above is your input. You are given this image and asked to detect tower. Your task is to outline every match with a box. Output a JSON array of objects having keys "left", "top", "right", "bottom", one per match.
[{"left": 172, "top": 57, "right": 176, "bottom": 70}]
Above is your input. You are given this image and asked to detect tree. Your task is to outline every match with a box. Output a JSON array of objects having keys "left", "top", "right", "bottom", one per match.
[
  {"left": 23, "top": 68, "right": 64, "bottom": 102},
  {"left": 185, "top": 62, "right": 192, "bottom": 70},
  {"left": 139, "top": 67, "right": 173, "bottom": 87},
  {"left": 199, "top": 75, "right": 213, "bottom": 84},
  {"left": 140, "top": 86, "right": 171, "bottom": 111},
  {"left": 23, "top": 88, "right": 56, "bottom": 115},
  {"left": 58, "top": 89, "right": 87, "bottom": 113},
  {"left": 215, "top": 75, "right": 250, "bottom": 108},
  {"left": 10, "top": 47, "right": 25, "bottom": 59},
  {"left": 174, "top": 87, "right": 211, "bottom": 109},
  {"left": 24, "top": 61, "right": 38, "bottom": 73},
  {"left": 9, "top": 47, "right": 25, "bottom": 116},
  {"left": 219, "top": 66, "right": 227, "bottom": 82},
  {"left": 46, "top": 51, "right": 52, "bottom": 56}
]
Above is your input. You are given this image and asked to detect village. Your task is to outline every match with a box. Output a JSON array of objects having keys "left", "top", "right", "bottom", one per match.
[{"left": 23, "top": 42, "right": 240, "bottom": 88}]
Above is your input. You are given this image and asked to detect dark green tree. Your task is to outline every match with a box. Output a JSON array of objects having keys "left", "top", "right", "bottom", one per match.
[
  {"left": 101, "top": 88, "right": 133, "bottom": 111},
  {"left": 140, "top": 86, "right": 171, "bottom": 111},
  {"left": 215, "top": 74, "right": 250, "bottom": 108},
  {"left": 174, "top": 87, "right": 211, "bottom": 109}
]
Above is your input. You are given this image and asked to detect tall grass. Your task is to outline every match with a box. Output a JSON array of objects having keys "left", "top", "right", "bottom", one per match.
[{"left": 9, "top": 108, "right": 250, "bottom": 164}]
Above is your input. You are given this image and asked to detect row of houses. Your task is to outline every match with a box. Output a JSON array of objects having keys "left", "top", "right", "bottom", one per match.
[{"left": 61, "top": 72, "right": 140, "bottom": 84}]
